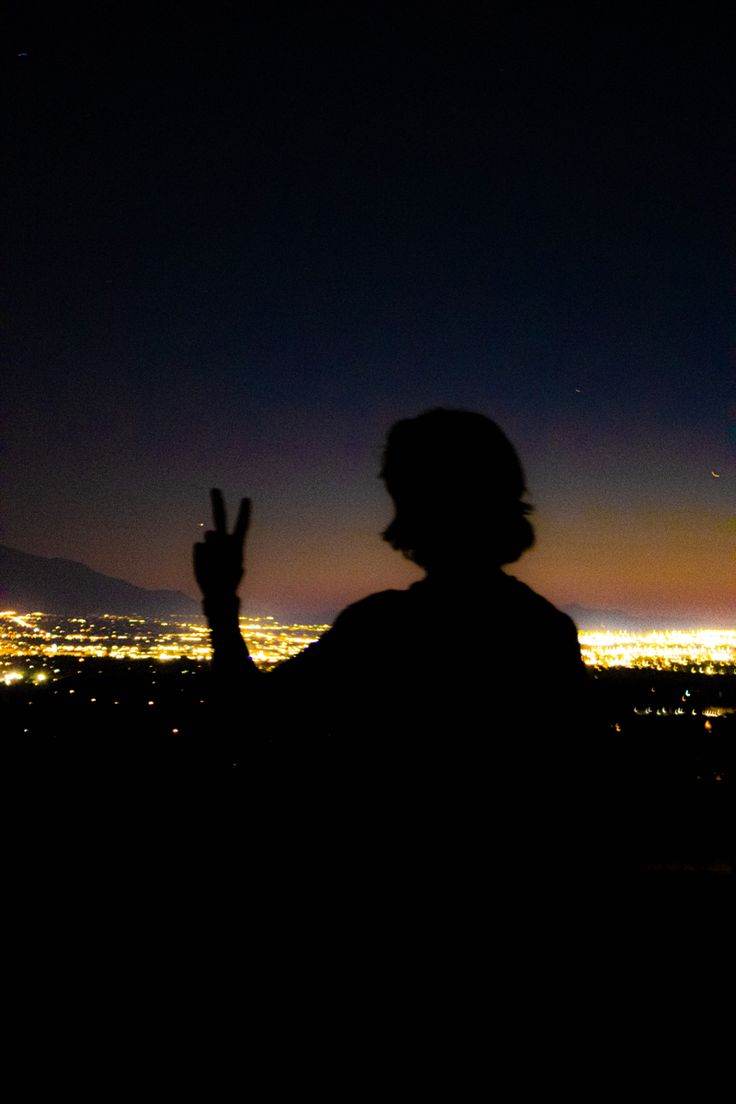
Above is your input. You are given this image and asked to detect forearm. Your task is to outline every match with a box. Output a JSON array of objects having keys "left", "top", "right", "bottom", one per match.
[
  {"left": 204, "top": 594, "right": 259, "bottom": 683},
  {"left": 200, "top": 595, "right": 260, "bottom": 770}
]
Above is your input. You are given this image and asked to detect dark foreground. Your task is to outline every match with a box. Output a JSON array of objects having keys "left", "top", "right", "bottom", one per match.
[
  {"left": 2, "top": 659, "right": 733, "bottom": 890},
  {"left": 3, "top": 661, "right": 732, "bottom": 1039}
]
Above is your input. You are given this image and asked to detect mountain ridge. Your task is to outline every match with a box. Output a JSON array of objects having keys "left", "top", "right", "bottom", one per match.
[
  {"left": 2, "top": 543, "right": 703, "bottom": 629},
  {"left": 0, "top": 544, "right": 198, "bottom": 618}
]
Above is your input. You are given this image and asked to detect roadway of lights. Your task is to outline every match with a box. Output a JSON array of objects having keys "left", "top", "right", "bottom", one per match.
[{"left": 1, "top": 613, "right": 734, "bottom": 678}]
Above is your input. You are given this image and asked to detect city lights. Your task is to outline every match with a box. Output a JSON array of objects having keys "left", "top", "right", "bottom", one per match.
[
  {"left": 578, "top": 629, "right": 735, "bottom": 673},
  {"left": 0, "top": 611, "right": 331, "bottom": 672},
  {"left": 1, "top": 611, "right": 733, "bottom": 677}
]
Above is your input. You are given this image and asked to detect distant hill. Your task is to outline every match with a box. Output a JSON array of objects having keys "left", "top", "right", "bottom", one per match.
[
  {"left": 0, "top": 543, "right": 701, "bottom": 628},
  {"left": 0, "top": 545, "right": 199, "bottom": 618},
  {"left": 560, "top": 604, "right": 712, "bottom": 631},
  {"left": 561, "top": 603, "right": 649, "bottom": 631}
]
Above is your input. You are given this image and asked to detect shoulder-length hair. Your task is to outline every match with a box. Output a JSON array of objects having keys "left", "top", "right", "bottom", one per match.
[{"left": 380, "top": 409, "right": 535, "bottom": 567}]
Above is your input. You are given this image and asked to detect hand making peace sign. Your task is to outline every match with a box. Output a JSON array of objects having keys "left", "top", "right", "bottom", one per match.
[{"left": 193, "top": 488, "right": 251, "bottom": 601}]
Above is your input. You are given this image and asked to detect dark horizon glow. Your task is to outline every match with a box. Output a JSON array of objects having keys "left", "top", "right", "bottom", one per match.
[{"left": 1, "top": 6, "right": 733, "bottom": 626}]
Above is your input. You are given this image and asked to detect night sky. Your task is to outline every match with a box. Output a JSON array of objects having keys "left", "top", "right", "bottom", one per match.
[{"left": 2, "top": 3, "right": 733, "bottom": 625}]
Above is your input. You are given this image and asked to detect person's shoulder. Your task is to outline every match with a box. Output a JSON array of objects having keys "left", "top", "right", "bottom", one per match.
[
  {"left": 502, "top": 575, "right": 579, "bottom": 636},
  {"left": 330, "top": 589, "right": 410, "bottom": 631},
  {"left": 271, "top": 590, "right": 409, "bottom": 680}
]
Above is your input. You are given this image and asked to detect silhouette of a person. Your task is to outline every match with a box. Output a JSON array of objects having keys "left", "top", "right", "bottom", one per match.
[
  {"left": 195, "top": 412, "right": 624, "bottom": 952},
  {"left": 194, "top": 410, "right": 592, "bottom": 839}
]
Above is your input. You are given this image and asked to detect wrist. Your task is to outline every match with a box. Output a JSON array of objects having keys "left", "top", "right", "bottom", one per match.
[{"left": 203, "top": 594, "right": 241, "bottom": 624}]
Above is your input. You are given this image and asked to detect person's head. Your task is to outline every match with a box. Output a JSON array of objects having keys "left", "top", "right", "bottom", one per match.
[{"left": 380, "top": 408, "right": 534, "bottom": 571}]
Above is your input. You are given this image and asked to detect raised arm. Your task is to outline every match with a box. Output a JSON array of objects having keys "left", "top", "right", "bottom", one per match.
[{"left": 193, "top": 489, "right": 258, "bottom": 683}]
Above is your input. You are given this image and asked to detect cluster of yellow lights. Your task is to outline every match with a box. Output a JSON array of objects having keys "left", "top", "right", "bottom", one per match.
[
  {"left": 578, "top": 629, "right": 735, "bottom": 673},
  {"left": 0, "top": 611, "right": 330, "bottom": 672},
  {"left": 1, "top": 613, "right": 734, "bottom": 676}
]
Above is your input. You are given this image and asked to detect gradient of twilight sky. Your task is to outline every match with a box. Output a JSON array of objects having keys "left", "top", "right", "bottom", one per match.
[{"left": 1, "top": 4, "right": 734, "bottom": 625}]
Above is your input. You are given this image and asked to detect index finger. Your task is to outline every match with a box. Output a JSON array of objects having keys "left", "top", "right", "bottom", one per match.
[
  {"left": 233, "top": 497, "right": 251, "bottom": 544},
  {"left": 211, "top": 488, "right": 227, "bottom": 534}
]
